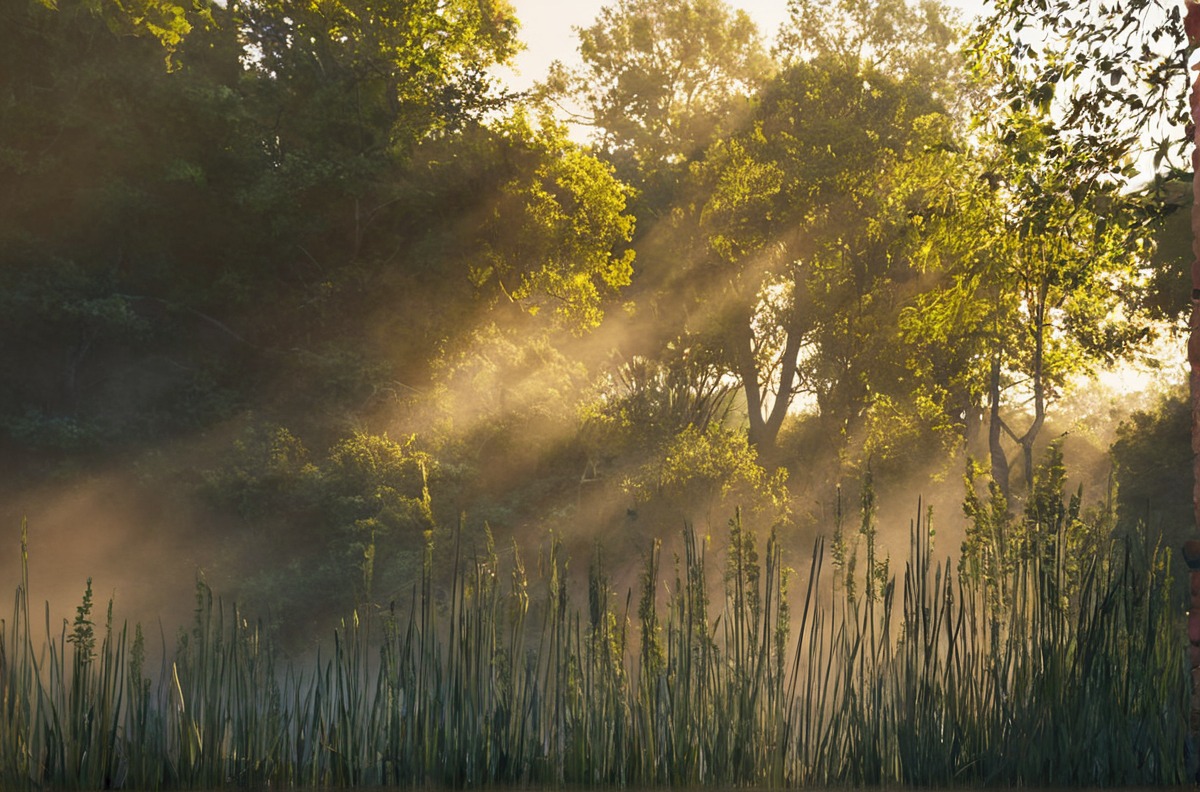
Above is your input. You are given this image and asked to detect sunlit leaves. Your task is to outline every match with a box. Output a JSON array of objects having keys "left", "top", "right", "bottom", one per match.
[
  {"left": 700, "top": 135, "right": 785, "bottom": 262},
  {"left": 690, "top": 51, "right": 953, "bottom": 456},
  {"left": 622, "top": 424, "right": 789, "bottom": 521},
  {"left": 25, "top": 0, "right": 204, "bottom": 64},
  {"left": 583, "top": 346, "right": 740, "bottom": 467},
  {"left": 897, "top": 103, "right": 1154, "bottom": 493},
  {"left": 476, "top": 114, "right": 637, "bottom": 332},
  {"left": 967, "top": 0, "right": 1188, "bottom": 178},
  {"left": 778, "top": 0, "right": 964, "bottom": 99}
]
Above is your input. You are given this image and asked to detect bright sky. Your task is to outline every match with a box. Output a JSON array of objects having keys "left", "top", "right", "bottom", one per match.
[{"left": 499, "top": 0, "right": 991, "bottom": 91}]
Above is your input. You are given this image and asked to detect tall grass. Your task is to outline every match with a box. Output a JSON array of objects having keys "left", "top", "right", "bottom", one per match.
[{"left": 0, "top": 493, "right": 1188, "bottom": 790}]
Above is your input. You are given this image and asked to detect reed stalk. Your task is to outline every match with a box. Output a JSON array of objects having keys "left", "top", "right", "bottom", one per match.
[{"left": 0, "top": 495, "right": 1187, "bottom": 789}]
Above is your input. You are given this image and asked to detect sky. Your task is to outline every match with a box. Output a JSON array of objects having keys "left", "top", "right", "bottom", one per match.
[{"left": 498, "top": 0, "right": 992, "bottom": 92}]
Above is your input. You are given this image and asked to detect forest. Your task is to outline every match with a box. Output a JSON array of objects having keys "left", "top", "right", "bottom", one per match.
[
  {"left": 0, "top": 0, "right": 1194, "bottom": 641},
  {"left": 4, "top": 0, "right": 1200, "bottom": 787}
]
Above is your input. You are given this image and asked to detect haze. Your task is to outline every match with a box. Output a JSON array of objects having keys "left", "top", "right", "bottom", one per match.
[{"left": 0, "top": 0, "right": 1188, "bottom": 652}]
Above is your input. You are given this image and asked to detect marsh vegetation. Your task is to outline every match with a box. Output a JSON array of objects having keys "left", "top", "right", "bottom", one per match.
[{"left": 2, "top": 451, "right": 1187, "bottom": 790}]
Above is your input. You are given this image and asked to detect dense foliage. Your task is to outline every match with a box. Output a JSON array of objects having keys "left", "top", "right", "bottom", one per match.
[{"left": 0, "top": 0, "right": 1191, "bottom": 639}]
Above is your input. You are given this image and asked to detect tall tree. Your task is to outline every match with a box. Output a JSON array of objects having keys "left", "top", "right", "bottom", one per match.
[
  {"left": 544, "top": 0, "right": 772, "bottom": 179},
  {"left": 657, "top": 0, "right": 970, "bottom": 468},
  {"left": 901, "top": 117, "right": 1152, "bottom": 496},
  {"left": 398, "top": 113, "right": 637, "bottom": 336},
  {"left": 0, "top": 0, "right": 640, "bottom": 466},
  {"left": 692, "top": 53, "right": 949, "bottom": 459},
  {"left": 966, "top": 0, "right": 1187, "bottom": 496},
  {"left": 535, "top": 0, "right": 775, "bottom": 459},
  {"left": 776, "top": 0, "right": 960, "bottom": 100},
  {"left": 228, "top": 0, "right": 522, "bottom": 265},
  {"left": 0, "top": 0, "right": 260, "bottom": 458}
]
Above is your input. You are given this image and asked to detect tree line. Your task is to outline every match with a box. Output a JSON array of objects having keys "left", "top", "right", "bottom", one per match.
[{"left": 0, "top": 0, "right": 1191, "bottom": 636}]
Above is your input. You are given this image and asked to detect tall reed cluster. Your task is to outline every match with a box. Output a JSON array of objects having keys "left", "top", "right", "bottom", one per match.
[{"left": 0, "top": 496, "right": 1187, "bottom": 790}]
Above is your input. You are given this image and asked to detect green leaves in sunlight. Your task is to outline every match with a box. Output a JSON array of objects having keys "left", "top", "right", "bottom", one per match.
[
  {"left": 623, "top": 423, "right": 790, "bottom": 523},
  {"left": 26, "top": 0, "right": 201, "bottom": 62},
  {"left": 475, "top": 115, "right": 636, "bottom": 332},
  {"left": 967, "top": 0, "right": 1188, "bottom": 176}
]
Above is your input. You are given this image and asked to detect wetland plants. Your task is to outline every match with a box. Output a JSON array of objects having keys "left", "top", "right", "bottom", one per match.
[{"left": 0, "top": 483, "right": 1188, "bottom": 789}]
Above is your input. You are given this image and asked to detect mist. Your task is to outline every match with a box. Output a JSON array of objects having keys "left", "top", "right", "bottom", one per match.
[{"left": 0, "top": 1, "right": 1194, "bottom": 772}]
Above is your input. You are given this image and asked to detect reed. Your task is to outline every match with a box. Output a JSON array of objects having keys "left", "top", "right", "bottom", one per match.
[{"left": 0, "top": 494, "right": 1187, "bottom": 789}]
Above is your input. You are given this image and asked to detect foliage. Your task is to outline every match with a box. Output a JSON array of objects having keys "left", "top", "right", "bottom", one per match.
[
  {"left": 968, "top": 0, "right": 1188, "bottom": 179},
  {"left": 961, "top": 441, "right": 1113, "bottom": 614},
  {"left": 545, "top": 0, "right": 772, "bottom": 176},
  {"left": 237, "top": 0, "right": 520, "bottom": 165},
  {"left": 426, "top": 322, "right": 590, "bottom": 477},
  {"left": 896, "top": 85, "right": 1157, "bottom": 496},
  {"left": 691, "top": 47, "right": 953, "bottom": 457},
  {"left": 202, "top": 423, "right": 439, "bottom": 617},
  {"left": 1141, "top": 181, "right": 1193, "bottom": 322},
  {"left": 623, "top": 424, "right": 789, "bottom": 525},
  {"left": 582, "top": 344, "right": 739, "bottom": 452},
  {"left": 464, "top": 115, "right": 637, "bottom": 332},
  {"left": 776, "top": 0, "right": 964, "bottom": 104},
  {"left": 0, "top": 0, "right": 637, "bottom": 481},
  {"left": 0, "top": 0, "right": 1183, "bottom": 688},
  {"left": 1111, "top": 386, "right": 1191, "bottom": 545},
  {"left": 323, "top": 431, "right": 436, "bottom": 598},
  {"left": 955, "top": 0, "right": 1182, "bottom": 497},
  {"left": 200, "top": 423, "right": 318, "bottom": 519}
]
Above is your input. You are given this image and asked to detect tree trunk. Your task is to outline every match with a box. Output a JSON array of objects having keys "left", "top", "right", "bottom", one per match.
[
  {"left": 762, "top": 319, "right": 804, "bottom": 448},
  {"left": 737, "top": 308, "right": 803, "bottom": 463},
  {"left": 736, "top": 313, "right": 768, "bottom": 450},
  {"left": 1019, "top": 292, "right": 1048, "bottom": 493},
  {"left": 987, "top": 353, "right": 1011, "bottom": 500}
]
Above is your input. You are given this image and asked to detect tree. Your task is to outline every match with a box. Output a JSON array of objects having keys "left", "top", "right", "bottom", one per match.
[
  {"left": 224, "top": 0, "right": 524, "bottom": 286},
  {"left": 545, "top": 0, "right": 772, "bottom": 179},
  {"left": 239, "top": 0, "right": 520, "bottom": 151},
  {"left": 996, "top": 126, "right": 1150, "bottom": 495},
  {"left": 586, "top": 0, "right": 972, "bottom": 477},
  {"left": 691, "top": 51, "right": 949, "bottom": 461},
  {"left": 462, "top": 114, "right": 638, "bottom": 332},
  {"left": 962, "top": 0, "right": 1184, "bottom": 496},
  {"left": 969, "top": 0, "right": 1186, "bottom": 177},
  {"left": 776, "top": 0, "right": 961, "bottom": 102},
  {"left": 1110, "top": 387, "right": 1191, "bottom": 539},
  {"left": 896, "top": 93, "right": 1158, "bottom": 498},
  {"left": 0, "top": 0, "right": 262, "bottom": 464},
  {"left": 0, "top": 0, "right": 649, "bottom": 522}
]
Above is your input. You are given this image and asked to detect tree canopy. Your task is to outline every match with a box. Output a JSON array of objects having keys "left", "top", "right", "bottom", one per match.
[{"left": 0, "top": 0, "right": 1184, "bottom": 639}]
